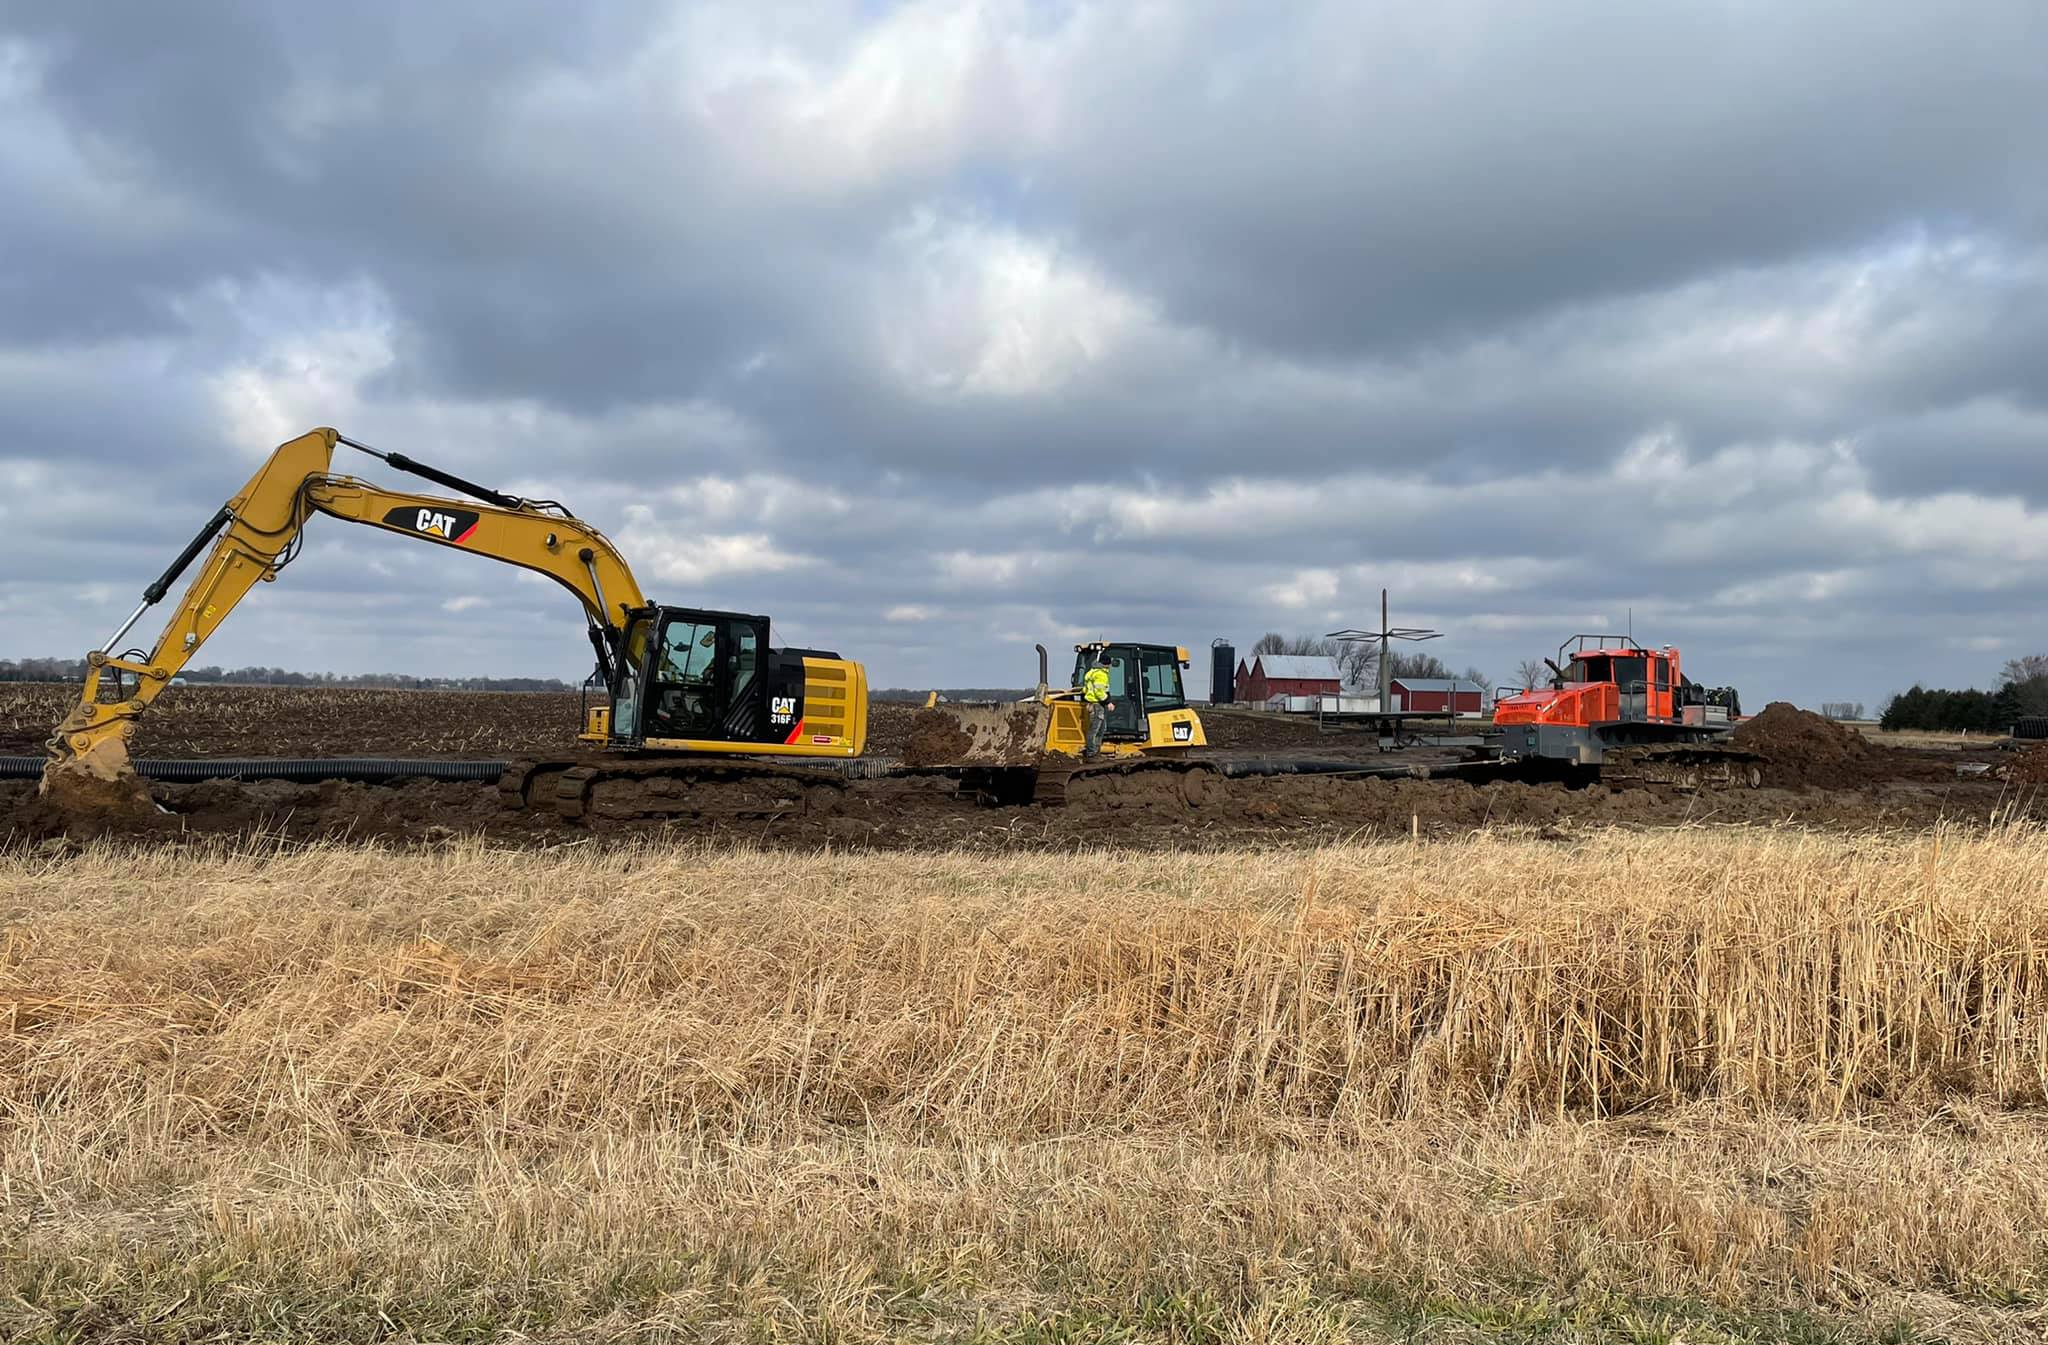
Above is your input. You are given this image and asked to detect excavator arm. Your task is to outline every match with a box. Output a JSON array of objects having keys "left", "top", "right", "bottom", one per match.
[{"left": 45, "top": 427, "right": 648, "bottom": 787}]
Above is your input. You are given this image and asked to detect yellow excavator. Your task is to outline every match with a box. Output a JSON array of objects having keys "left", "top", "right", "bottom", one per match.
[{"left": 41, "top": 428, "right": 868, "bottom": 821}]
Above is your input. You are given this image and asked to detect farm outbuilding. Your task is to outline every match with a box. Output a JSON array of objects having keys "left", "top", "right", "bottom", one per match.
[
  {"left": 1388, "top": 677, "right": 1486, "bottom": 714},
  {"left": 1236, "top": 655, "right": 1343, "bottom": 704}
]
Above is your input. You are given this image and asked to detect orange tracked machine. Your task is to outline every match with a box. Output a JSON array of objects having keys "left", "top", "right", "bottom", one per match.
[{"left": 1491, "top": 636, "right": 1759, "bottom": 787}]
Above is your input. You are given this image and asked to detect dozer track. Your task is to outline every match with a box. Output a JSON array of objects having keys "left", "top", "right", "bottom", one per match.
[
  {"left": 1601, "top": 743, "right": 1764, "bottom": 791},
  {"left": 499, "top": 756, "right": 851, "bottom": 823},
  {"left": 962, "top": 755, "right": 1225, "bottom": 808}
]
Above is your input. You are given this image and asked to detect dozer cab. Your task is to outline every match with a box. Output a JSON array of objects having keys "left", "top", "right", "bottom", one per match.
[
  {"left": 910, "top": 641, "right": 1216, "bottom": 805},
  {"left": 40, "top": 428, "right": 868, "bottom": 825}
]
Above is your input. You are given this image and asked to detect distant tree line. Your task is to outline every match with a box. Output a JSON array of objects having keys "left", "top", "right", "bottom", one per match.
[
  {"left": 0, "top": 657, "right": 575, "bottom": 692},
  {"left": 1880, "top": 656, "right": 2048, "bottom": 732},
  {"left": 873, "top": 688, "right": 1034, "bottom": 704}
]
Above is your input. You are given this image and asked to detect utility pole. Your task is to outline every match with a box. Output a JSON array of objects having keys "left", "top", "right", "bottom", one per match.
[{"left": 1327, "top": 588, "right": 1443, "bottom": 714}]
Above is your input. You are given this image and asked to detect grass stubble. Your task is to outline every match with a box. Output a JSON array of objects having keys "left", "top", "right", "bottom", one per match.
[{"left": 1, "top": 826, "right": 2045, "bottom": 1342}]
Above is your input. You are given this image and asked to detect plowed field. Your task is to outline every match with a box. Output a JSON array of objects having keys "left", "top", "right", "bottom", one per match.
[{"left": 4, "top": 684, "right": 2030, "bottom": 847}]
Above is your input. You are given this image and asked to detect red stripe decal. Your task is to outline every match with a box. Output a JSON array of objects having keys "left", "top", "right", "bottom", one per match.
[
  {"left": 452, "top": 522, "right": 479, "bottom": 544},
  {"left": 783, "top": 718, "right": 805, "bottom": 745}
]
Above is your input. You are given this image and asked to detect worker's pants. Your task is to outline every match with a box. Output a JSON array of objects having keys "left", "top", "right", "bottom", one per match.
[{"left": 1084, "top": 701, "right": 1109, "bottom": 756}]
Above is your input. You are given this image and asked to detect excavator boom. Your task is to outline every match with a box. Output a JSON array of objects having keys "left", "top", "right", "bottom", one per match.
[{"left": 45, "top": 428, "right": 649, "bottom": 797}]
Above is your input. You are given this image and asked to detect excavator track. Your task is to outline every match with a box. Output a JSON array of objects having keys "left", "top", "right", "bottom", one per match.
[
  {"left": 499, "top": 757, "right": 850, "bottom": 823},
  {"left": 1601, "top": 743, "right": 1765, "bottom": 791}
]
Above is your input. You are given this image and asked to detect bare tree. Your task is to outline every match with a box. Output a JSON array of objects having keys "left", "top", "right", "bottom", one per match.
[
  {"left": 1462, "top": 666, "right": 1494, "bottom": 699},
  {"left": 1387, "top": 650, "right": 1452, "bottom": 681},
  {"left": 1513, "top": 657, "right": 1548, "bottom": 692},
  {"left": 1253, "top": 633, "right": 1337, "bottom": 657},
  {"left": 1999, "top": 655, "right": 2048, "bottom": 717},
  {"left": 1333, "top": 640, "right": 1376, "bottom": 690},
  {"left": 2000, "top": 654, "right": 2048, "bottom": 686}
]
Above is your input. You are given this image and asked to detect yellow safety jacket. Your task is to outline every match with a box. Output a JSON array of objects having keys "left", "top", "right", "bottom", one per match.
[{"left": 1082, "top": 666, "right": 1111, "bottom": 703}]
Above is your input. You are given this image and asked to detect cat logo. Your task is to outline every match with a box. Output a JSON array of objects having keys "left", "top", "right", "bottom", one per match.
[
  {"left": 1171, "top": 722, "right": 1194, "bottom": 742},
  {"left": 769, "top": 696, "right": 798, "bottom": 724},
  {"left": 381, "top": 505, "right": 480, "bottom": 544}
]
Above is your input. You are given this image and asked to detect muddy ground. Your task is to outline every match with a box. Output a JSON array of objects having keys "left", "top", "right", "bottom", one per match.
[
  {"left": 3, "top": 762, "right": 2030, "bottom": 851},
  {"left": 5, "top": 684, "right": 1381, "bottom": 761},
  {"left": 5, "top": 686, "right": 2030, "bottom": 850}
]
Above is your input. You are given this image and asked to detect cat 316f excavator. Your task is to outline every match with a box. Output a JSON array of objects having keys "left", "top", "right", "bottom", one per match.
[{"left": 42, "top": 428, "right": 868, "bottom": 820}]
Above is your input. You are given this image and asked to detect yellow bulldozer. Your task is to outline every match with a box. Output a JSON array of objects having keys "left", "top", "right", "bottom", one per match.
[{"left": 911, "top": 641, "right": 1217, "bottom": 805}]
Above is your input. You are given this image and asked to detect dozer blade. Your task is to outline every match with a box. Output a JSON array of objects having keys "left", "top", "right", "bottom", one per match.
[{"left": 901, "top": 703, "right": 1055, "bottom": 768}]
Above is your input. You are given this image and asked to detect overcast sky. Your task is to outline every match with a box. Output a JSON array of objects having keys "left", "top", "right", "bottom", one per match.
[{"left": 4, "top": 1, "right": 2045, "bottom": 705}]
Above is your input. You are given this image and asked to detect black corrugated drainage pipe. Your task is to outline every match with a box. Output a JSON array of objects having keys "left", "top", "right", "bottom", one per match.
[{"left": 1, "top": 757, "right": 508, "bottom": 783}]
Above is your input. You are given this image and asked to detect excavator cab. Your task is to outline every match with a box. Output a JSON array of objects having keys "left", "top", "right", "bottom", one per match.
[{"left": 590, "top": 605, "right": 866, "bottom": 757}]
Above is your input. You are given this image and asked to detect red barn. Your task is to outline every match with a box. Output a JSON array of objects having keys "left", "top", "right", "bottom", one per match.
[
  {"left": 1236, "top": 654, "right": 1343, "bottom": 703},
  {"left": 1388, "top": 677, "right": 1485, "bottom": 714}
]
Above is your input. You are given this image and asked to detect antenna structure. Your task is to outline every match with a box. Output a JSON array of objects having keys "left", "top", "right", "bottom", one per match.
[{"left": 1327, "top": 588, "right": 1443, "bottom": 714}]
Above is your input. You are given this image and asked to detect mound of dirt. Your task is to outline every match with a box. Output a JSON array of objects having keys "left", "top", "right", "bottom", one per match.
[
  {"left": 1730, "top": 702, "right": 1882, "bottom": 789},
  {"left": 2004, "top": 745, "right": 2048, "bottom": 785}
]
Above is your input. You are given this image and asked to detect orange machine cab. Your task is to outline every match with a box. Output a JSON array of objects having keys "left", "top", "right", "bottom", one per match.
[
  {"left": 1495, "top": 642, "right": 1684, "bottom": 730},
  {"left": 1492, "top": 635, "right": 1743, "bottom": 770}
]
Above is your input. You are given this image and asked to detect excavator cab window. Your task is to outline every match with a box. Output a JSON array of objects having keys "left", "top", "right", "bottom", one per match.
[{"left": 612, "top": 615, "right": 654, "bottom": 738}]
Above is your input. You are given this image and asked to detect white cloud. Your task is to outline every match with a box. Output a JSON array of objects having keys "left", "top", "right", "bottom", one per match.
[
  {"left": 880, "top": 210, "right": 1155, "bottom": 397},
  {"left": 685, "top": 0, "right": 1067, "bottom": 193},
  {"left": 884, "top": 604, "right": 932, "bottom": 622},
  {"left": 617, "top": 508, "right": 812, "bottom": 586},
  {"left": 441, "top": 595, "right": 489, "bottom": 613},
  {"left": 1265, "top": 567, "right": 1340, "bottom": 610},
  {"left": 196, "top": 277, "right": 397, "bottom": 453}
]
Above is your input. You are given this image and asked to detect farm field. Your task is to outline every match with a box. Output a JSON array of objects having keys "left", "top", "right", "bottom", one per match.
[
  {"left": 4, "top": 829, "right": 2046, "bottom": 1342},
  {"left": 4, "top": 683, "right": 2039, "bottom": 847}
]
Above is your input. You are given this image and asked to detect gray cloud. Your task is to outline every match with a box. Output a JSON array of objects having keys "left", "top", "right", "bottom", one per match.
[{"left": 5, "top": 1, "right": 2048, "bottom": 712}]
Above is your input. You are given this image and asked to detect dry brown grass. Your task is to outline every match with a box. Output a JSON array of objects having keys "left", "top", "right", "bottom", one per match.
[
  {"left": 1852, "top": 724, "right": 1999, "bottom": 751},
  {"left": 2, "top": 828, "right": 2046, "bottom": 1341}
]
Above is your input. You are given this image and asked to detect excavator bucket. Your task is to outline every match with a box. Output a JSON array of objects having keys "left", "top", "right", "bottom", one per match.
[
  {"left": 37, "top": 732, "right": 160, "bottom": 828},
  {"left": 901, "top": 702, "right": 1058, "bottom": 768}
]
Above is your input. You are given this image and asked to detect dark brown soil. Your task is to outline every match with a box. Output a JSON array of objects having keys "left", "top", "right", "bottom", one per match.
[
  {"left": 6, "top": 764, "right": 2034, "bottom": 853},
  {"left": 900, "top": 709, "right": 978, "bottom": 768},
  {"left": 2005, "top": 745, "right": 2048, "bottom": 785},
  {"left": 6, "top": 685, "right": 2027, "bottom": 850},
  {"left": 0, "top": 683, "right": 588, "bottom": 759},
  {"left": 1197, "top": 706, "right": 1385, "bottom": 751},
  {"left": 1729, "top": 702, "right": 1932, "bottom": 789}
]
